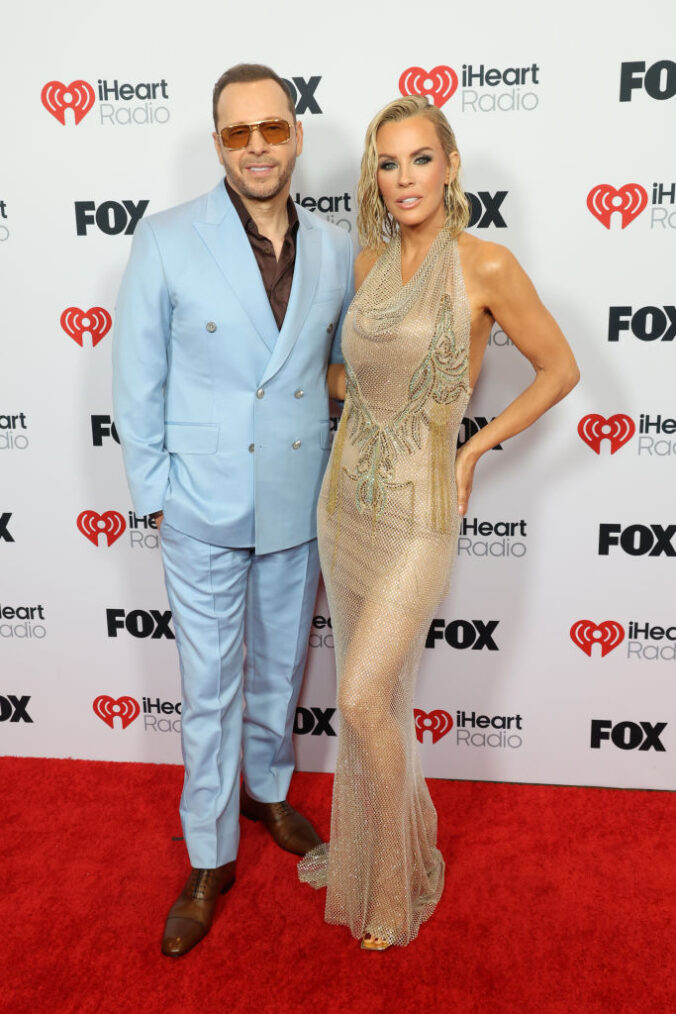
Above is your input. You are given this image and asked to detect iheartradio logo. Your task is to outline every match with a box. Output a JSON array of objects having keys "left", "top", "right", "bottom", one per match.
[
  {"left": 414, "top": 708, "right": 453, "bottom": 744},
  {"left": 578, "top": 414, "right": 635, "bottom": 454},
  {"left": 587, "top": 184, "right": 648, "bottom": 229},
  {"left": 399, "top": 66, "right": 458, "bottom": 108},
  {"left": 77, "top": 509, "right": 126, "bottom": 547},
  {"left": 41, "top": 80, "right": 95, "bottom": 125},
  {"left": 570, "top": 620, "right": 625, "bottom": 657},
  {"left": 93, "top": 695, "right": 140, "bottom": 729},
  {"left": 60, "top": 306, "right": 112, "bottom": 348}
]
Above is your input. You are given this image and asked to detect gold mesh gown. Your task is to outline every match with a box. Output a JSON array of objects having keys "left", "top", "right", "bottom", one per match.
[{"left": 298, "top": 228, "right": 471, "bottom": 946}]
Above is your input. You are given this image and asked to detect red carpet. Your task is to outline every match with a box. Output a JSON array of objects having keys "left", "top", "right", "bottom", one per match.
[{"left": 1, "top": 758, "right": 673, "bottom": 1014}]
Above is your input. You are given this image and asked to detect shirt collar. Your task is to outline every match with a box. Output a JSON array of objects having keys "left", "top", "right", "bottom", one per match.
[{"left": 224, "top": 177, "right": 298, "bottom": 239}]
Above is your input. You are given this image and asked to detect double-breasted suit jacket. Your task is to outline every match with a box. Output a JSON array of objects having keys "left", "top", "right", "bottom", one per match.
[{"left": 113, "top": 180, "right": 353, "bottom": 553}]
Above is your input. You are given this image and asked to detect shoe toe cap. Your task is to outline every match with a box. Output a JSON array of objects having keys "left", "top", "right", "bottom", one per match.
[{"left": 161, "top": 917, "right": 207, "bottom": 957}]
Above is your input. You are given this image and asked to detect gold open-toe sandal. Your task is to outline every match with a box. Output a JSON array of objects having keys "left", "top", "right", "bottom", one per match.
[{"left": 360, "top": 933, "right": 392, "bottom": 952}]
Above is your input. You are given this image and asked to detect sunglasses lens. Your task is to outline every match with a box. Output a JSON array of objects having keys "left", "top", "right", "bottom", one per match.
[
  {"left": 220, "top": 120, "right": 291, "bottom": 149},
  {"left": 260, "top": 120, "right": 291, "bottom": 144},
  {"left": 221, "top": 125, "right": 250, "bottom": 149}
]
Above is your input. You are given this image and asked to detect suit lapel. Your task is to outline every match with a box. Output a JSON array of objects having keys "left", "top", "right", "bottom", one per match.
[
  {"left": 193, "top": 183, "right": 278, "bottom": 353},
  {"left": 260, "top": 213, "right": 321, "bottom": 385}
]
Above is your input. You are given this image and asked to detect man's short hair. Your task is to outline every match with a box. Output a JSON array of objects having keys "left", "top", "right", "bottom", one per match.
[{"left": 212, "top": 64, "right": 296, "bottom": 128}]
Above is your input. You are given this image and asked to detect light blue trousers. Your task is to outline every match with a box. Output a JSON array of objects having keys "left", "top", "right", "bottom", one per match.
[{"left": 160, "top": 522, "right": 320, "bottom": 868}]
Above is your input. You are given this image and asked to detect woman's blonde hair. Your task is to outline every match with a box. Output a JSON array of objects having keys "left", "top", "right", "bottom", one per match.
[{"left": 357, "top": 95, "right": 470, "bottom": 250}]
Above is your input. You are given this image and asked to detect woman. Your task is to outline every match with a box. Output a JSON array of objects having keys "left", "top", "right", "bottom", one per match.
[{"left": 298, "top": 95, "right": 579, "bottom": 950}]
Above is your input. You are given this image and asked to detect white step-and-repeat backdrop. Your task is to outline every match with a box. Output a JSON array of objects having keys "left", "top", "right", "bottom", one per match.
[{"left": 2, "top": 0, "right": 674, "bottom": 790}]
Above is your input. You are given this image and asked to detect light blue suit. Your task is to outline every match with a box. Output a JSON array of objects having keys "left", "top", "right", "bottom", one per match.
[{"left": 113, "top": 181, "right": 353, "bottom": 867}]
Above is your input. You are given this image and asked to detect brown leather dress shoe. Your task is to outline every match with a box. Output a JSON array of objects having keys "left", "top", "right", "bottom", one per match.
[
  {"left": 240, "top": 786, "right": 322, "bottom": 855},
  {"left": 161, "top": 861, "right": 236, "bottom": 957}
]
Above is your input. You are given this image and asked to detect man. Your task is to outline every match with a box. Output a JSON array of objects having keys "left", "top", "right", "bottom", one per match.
[{"left": 113, "top": 64, "right": 353, "bottom": 957}]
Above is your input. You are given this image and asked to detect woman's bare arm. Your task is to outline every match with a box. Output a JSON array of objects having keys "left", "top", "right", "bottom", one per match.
[{"left": 456, "top": 241, "right": 580, "bottom": 515}]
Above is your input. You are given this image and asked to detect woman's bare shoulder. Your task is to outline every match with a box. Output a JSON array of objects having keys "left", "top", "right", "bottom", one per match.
[{"left": 457, "top": 231, "right": 516, "bottom": 283}]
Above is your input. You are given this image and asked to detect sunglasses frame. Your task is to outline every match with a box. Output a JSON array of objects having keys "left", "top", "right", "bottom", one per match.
[{"left": 219, "top": 118, "right": 293, "bottom": 150}]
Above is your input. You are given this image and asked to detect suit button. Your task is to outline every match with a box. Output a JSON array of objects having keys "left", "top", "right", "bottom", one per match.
[
  {"left": 294, "top": 389, "right": 304, "bottom": 399},
  {"left": 248, "top": 443, "right": 255, "bottom": 453},
  {"left": 326, "top": 322, "right": 334, "bottom": 334},
  {"left": 292, "top": 440, "right": 301, "bottom": 450},
  {"left": 256, "top": 388, "right": 265, "bottom": 399},
  {"left": 206, "top": 321, "right": 217, "bottom": 333}
]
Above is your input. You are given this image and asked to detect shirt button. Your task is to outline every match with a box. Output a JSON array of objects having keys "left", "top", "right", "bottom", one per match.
[
  {"left": 256, "top": 388, "right": 265, "bottom": 399},
  {"left": 292, "top": 440, "right": 301, "bottom": 450},
  {"left": 326, "top": 323, "right": 334, "bottom": 334},
  {"left": 206, "top": 321, "right": 217, "bottom": 333},
  {"left": 248, "top": 443, "right": 255, "bottom": 453},
  {"left": 294, "top": 389, "right": 304, "bottom": 399}
]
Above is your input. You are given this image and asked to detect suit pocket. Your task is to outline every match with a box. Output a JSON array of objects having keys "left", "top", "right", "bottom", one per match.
[{"left": 164, "top": 422, "right": 219, "bottom": 454}]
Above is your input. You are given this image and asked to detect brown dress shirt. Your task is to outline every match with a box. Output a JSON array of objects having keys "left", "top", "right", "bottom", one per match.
[{"left": 225, "top": 179, "right": 298, "bottom": 330}]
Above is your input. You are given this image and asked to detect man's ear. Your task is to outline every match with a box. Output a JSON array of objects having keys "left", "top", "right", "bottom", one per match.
[{"left": 212, "top": 132, "right": 225, "bottom": 168}]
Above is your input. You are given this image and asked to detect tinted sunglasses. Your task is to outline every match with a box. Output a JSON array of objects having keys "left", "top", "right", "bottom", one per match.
[{"left": 219, "top": 118, "right": 291, "bottom": 150}]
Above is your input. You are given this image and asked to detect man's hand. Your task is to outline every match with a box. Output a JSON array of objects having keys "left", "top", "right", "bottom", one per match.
[{"left": 151, "top": 510, "right": 164, "bottom": 529}]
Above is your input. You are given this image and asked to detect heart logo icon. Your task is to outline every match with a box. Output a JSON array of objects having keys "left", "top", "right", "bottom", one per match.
[
  {"left": 41, "top": 80, "right": 95, "bottom": 125},
  {"left": 570, "top": 620, "right": 625, "bottom": 657},
  {"left": 60, "top": 307, "right": 112, "bottom": 347},
  {"left": 587, "top": 184, "right": 648, "bottom": 229},
  {"left": 578, "top": 414, "right": 635, "bottom": 454},
  {"left": 413, "top": 708, "right": 454, "bottom": 743},
  {"left": 77, "top": 510, "right": 126, "bottom": 547},
  {"left": 399, "top": 66, "right": 458, "bottom": 108},
  {"left": 93, "top": 695, "right": 140, "bottom": 729}
]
